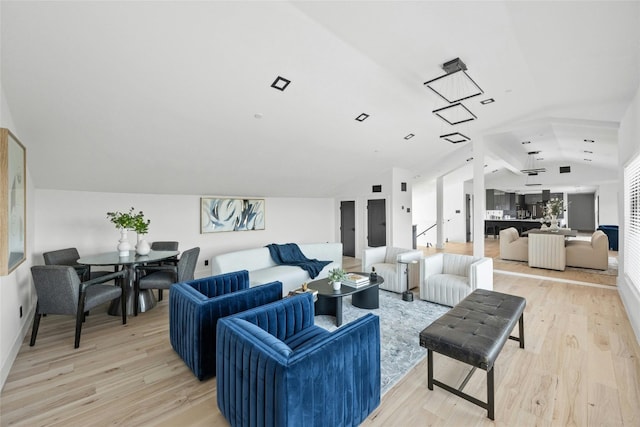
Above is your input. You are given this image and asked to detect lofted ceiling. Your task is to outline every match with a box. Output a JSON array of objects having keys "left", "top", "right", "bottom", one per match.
[{"left": 1, "top": 1, "right": 639, "bottom": 197}]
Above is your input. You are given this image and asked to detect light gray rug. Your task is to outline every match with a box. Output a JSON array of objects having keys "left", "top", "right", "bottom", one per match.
[{"left": 314, "top": 290, "right": 450, "bottom": 395}]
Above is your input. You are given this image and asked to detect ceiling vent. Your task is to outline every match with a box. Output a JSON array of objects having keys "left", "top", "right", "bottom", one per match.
[{"left": 559, "top": 166, "right": 571, "bottom": 174}]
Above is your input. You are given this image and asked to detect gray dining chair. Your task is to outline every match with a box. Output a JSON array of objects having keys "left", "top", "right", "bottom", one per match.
[
  {"left": 150, "top": 241, "right": 179, "bottom": 265},
  {"left": 30, "top": 265, "right": 127, "bottom": 348},
  {"left": 133, "top": 247, "right": 200, "bottom": 316},
  {"left": 43, "top": 247, "right": 114, "bottom": 281}
]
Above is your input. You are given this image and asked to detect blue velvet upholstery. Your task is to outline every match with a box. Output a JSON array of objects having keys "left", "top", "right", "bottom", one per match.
[
  {"left": 217, "top": 292, "right": 381, "bottom": 427},
  {"left": 169, "top": 270, "right": 282, "bottom": 380},
  {"left": 597, "top": 225, "right": 619, "bottom": 251}
]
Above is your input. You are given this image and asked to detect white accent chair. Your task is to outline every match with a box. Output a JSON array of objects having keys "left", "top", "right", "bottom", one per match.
[
  {"left": 499, "top": 227, "right": 529, "bottom": 262},
  {"left": 565, "top": 230, "right": 609, "bottom": 270},
  {"left": 419, "top": 253, "right": 493, "bottom": 307},
  {"left": 362, "top": 246, "right": 423, "bottom": 293},
  {"left": 528, "top": 233, "right": 566, "bottom": 271}
]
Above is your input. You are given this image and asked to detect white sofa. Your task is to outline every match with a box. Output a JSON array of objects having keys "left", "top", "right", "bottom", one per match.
[
  {"left": 210, "top": 243, "right": 342, "bottom": 296},
  {"left": 419, "top": 253, "right": 493, "bottom": 307},
  {"left": 362, "top": 246, "right": 424, "bottom": 293}
]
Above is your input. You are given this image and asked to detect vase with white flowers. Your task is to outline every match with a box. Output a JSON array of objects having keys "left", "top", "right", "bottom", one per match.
[{"left": 543, "top": 198, "right": 565, "bottom": 231}]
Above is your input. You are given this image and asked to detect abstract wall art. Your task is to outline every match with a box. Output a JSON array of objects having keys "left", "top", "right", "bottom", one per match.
[{"left": 201, "top": 197, "right": 265, "bottom": 233}]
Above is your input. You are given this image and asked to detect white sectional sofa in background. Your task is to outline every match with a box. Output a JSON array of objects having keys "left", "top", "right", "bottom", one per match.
[{"left": 210, "top": 243, "right": 343, "bottom": 296}]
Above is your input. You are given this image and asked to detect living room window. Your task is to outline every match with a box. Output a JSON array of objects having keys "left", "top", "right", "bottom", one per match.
[{"left": 624, "top": 151, "right": 640, "bottom": 290}]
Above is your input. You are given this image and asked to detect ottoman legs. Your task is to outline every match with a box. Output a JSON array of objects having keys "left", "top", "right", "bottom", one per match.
[{"left": 426, "top": 349, "right": 496, "bottom": 420}]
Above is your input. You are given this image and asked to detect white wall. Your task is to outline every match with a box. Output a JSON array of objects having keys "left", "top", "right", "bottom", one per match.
[
  {"left": 412, "top": 174, "right": 466, "bottom": 247},
  {"left": 618, "top": 83, "right": 640, "bottom": 344},
  {"left": 597, "top": 182, "right": 618, "bottom": 226},
  {"left": 0, "top": 87, "right": 37, "bottom": 390},
  {"left": 34, "top": 190, "right": 336, "bottom": 279},
  {"left": 391, "top": 168, "right": 413, "bottom": 249},
  {"left": 335, "top": 167, "right": 414, "bottom": 255}
]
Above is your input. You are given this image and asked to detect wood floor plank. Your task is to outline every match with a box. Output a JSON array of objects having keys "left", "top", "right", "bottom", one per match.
[{"left": 2, "top": 240, "right": 638, "bottom": 426}]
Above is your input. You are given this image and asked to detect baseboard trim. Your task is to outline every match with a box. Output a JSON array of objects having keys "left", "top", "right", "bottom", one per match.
[
  {"left": 618, "top": 274, "right": 640, "bottom": 345},
  {"left": 0, "top": 303, "right": 35, "bottom": 392}
]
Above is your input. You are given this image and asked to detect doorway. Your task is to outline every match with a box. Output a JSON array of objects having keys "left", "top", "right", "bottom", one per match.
[
  {"left": 367, "top": 199, "right": 386, "bottom": 247},
  {"left": 568, "top": 193, "right": 596, "bottom": 231},
  {"left": 340, "top": 201, "right": 356, "bottom": 257}
]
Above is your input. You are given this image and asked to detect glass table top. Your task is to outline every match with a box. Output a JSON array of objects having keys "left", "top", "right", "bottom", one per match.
[{"left": 77, "top": 250, "right": 179, "bottom": 266}]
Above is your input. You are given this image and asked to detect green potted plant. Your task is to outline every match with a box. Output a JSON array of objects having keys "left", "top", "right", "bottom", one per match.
[
  {"left": 106, "top": 207, "right": 150, "bottom": 256},
  {"left": 106, "top": 207, "right": 137, "bottom": 230},
  {"left": 328, "top": 268, "right": 347, "bottom": 290}
]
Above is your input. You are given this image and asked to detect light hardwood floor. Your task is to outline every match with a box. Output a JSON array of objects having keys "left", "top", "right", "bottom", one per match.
[{"left": 1, "top": 241, "right": 637, "bottom": 426}]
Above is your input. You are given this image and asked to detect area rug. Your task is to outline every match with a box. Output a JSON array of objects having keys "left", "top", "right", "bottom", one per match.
[{"left": 314, "top": 291, "right": 450, "bottom": 395}]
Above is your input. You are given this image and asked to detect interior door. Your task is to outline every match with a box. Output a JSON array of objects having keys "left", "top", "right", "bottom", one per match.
[
  {"left": 340, "top": 201, "right": 356, "bottom": 257},
  {"left": 367, "top": 199, "right": 386, "bottom": 247}
]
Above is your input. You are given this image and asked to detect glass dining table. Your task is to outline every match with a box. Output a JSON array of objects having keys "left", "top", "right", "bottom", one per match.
[{"left": 78, "top": 250, "right": 179, "bottom": 316}]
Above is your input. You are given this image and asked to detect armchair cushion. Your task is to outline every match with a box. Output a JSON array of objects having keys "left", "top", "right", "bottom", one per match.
[
  {"left": 217, "top": 293, "right": 380, "bottom": 427},
  {"left": 169, "top": 270, "right": 282, "bottom": 380},
  {"left": 420, "top": 253, "right": 493, "bottom": 306}
]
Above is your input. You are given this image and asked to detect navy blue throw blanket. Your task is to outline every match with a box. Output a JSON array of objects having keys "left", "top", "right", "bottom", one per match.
[{"left": 266, "top": 243, "right": 331, "bottom": 279}]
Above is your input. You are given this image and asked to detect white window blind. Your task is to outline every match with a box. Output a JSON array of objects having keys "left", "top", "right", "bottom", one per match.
[{"left": 624, "top": 152, "right": 640, "bottom": 290}]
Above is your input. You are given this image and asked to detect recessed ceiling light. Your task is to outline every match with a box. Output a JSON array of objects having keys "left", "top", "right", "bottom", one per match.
[
  {"left": 440, "top": 132, "right": 470, "bottom": 144},
  {"left": 355, "top": 113, "right": 370, "bottom": 122},
  {"left": 270, "top": 76, "right": 291, "bottom": 91},
  {"left": 584, "top": 139, "right": 595, "bottom": 143},
  {"left": 584, "top": 150, "right": 593, "bottom": 154},
  {"left": 404, "top": 133, "right": 415, "bottom": 140},
  {"left": 521, "top": 141, "right": 531, "bottom": 144},
  {"left": 480, "top": 98, "right": 495, "bottom": 105}
]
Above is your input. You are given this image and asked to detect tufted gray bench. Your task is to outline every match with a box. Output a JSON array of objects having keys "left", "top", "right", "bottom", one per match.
[{"left": 419, "top": 288, "right": 526, "bottom": 420}]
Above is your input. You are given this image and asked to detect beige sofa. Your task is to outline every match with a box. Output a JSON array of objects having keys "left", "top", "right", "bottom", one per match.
[
  {"left": 499, "top": 227, "right": 528, "bottom": 262},
  {"left": 565, "top": 230, "right": 609, "bottom": 270}
]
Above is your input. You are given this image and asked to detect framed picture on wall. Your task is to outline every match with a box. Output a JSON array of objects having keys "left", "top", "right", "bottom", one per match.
[
  {"left": 1, "top": 128, "right": 26, "bottom": 276},
  {"left": 200, "top": 197, "right": 265, "bottom": 233}
]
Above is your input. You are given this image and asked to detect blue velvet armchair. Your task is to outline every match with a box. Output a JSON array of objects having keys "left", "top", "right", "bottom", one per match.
[
  {"left": 217, "top": 292, "right": 381, "bottom": 427},
  {"left": 169, "top": 270, "right": 282, "bottom": 380},
  {"left": 597, "top": 225, "right": 619, "bottom": 251}
]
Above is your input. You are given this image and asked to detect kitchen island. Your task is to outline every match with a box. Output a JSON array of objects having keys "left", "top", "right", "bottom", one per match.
[{"left": 485, "top": 219, "right": 542, "bottom": 238}]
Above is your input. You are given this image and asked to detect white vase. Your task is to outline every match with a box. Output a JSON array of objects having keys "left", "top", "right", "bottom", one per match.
[
  {"left": 332, "top": 281, "right": 341, "bottom": 290},
  {"left": 117, "top": 229, "right": 131, "bottom": 256},
  {"left": 136, "top": 235, "right": 151, "bottom": 255},
  {"left": 550, "top": 215, "right": 559, "bottom": 231}
]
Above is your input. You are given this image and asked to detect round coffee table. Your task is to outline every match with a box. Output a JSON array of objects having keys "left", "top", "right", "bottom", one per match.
[{"left": 310, "top": 272, "right": 383, "bottom": 326}]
